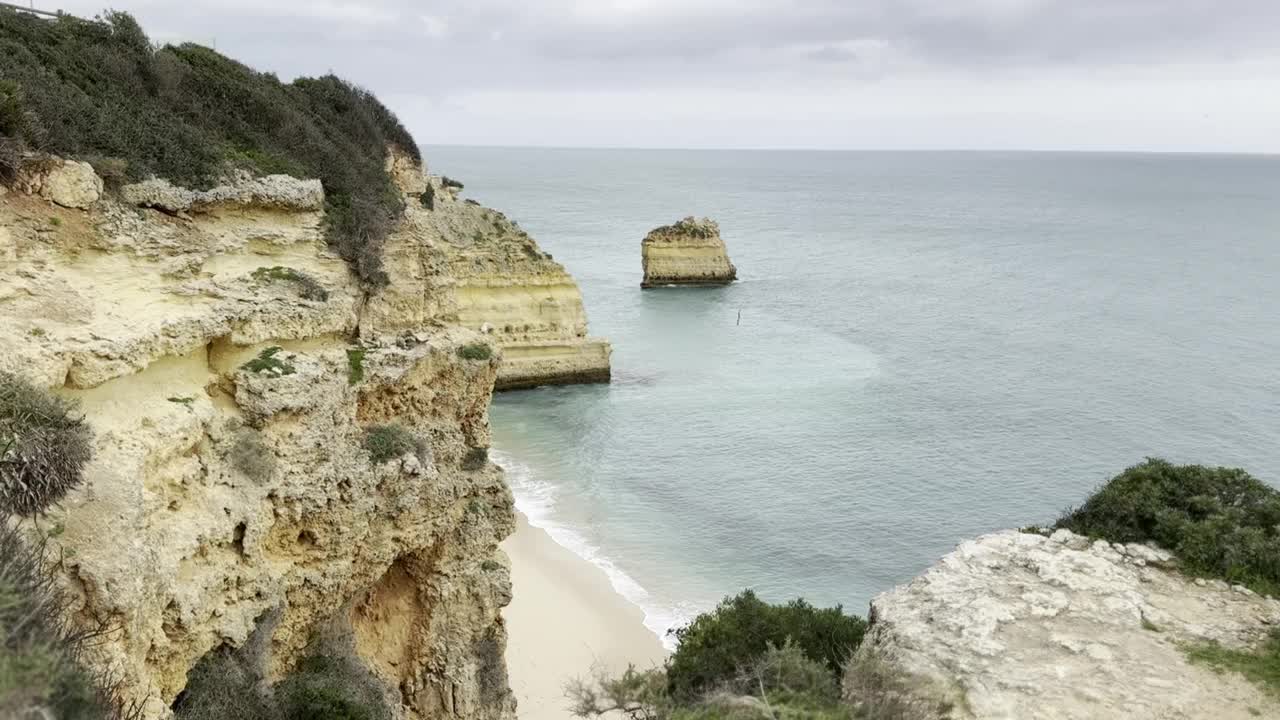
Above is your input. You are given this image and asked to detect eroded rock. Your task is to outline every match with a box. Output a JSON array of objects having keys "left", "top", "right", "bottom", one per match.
[
  {"left": 640, "top": 216, "right": 737, "bottom": 288},
  {"left": 1, "top": 157, "right": 517, "bottom": 720}
]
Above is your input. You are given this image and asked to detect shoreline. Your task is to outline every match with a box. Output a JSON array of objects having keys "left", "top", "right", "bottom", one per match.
[{"left": 502, "top": 513, "right": 669, "bottom": 720}]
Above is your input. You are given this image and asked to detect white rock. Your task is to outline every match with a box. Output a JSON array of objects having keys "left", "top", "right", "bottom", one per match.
[
  {"left": 39, "top": 159, "right": 103, "bottom": 209},
  {"left": 122, "top": 174, "right": 323, "bottom": 213},
  {"left": 849, "top": 529, "right": 1277, "bottom": 719}
]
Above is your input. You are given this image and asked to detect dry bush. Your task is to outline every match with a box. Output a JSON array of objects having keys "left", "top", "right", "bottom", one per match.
[
  {"left": 0, "top": 372, "right": 93, "bottom": 517},
  {"left": 842, "top": 651, "right": 955, "bottom": 720},
  {"left": 0, "top": 524, "right": 137, "bottom": 719},
  {"left": 231, "top": 428, "right": 276, "bottom": 483}
]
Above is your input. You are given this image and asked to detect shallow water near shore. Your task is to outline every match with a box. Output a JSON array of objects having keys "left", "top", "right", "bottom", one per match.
[{"left": 429, "top": 147, "right": 1280, "bottom": 642}]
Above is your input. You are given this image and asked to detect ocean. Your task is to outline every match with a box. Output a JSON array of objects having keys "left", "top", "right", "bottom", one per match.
[{"left": 425, "top": 147, "right": 1280, "bottom": 644}]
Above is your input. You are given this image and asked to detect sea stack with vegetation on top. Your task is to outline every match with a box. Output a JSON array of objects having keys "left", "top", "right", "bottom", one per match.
[{"left": 640, "top": 216, "right": 738, "bottom": 288}]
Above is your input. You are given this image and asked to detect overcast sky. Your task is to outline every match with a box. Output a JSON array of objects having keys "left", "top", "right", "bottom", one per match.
[{"left": 53, "top": 0, "right": 1280, "bottom": 152}]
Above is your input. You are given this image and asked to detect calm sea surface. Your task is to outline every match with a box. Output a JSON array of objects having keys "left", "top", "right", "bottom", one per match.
[{"left": 426, "top": 148, "right": 1280, "bottom": 642}]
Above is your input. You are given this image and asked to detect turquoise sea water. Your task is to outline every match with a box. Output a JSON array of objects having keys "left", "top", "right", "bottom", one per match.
[{"left": 427, "top": 148, "right": 1280, "bottom": 642}]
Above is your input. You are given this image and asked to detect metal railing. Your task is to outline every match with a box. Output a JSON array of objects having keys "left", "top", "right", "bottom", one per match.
[{"left": 0, "top": 2, "right": 63, "bottom": 19}]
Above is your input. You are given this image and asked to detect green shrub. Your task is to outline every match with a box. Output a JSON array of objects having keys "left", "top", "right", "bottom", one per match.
[
  {"left": 362, "top": 424, "right": 427, "bottom": 465},
  {"left": 277, "top": 681, "right": 373, "bottom": 720},
  {"left": 457, "top": 343, "right": 493, "bottom": 362},
  {"left": 0, "top": 372, "right": 93, "bottom": 517},
  {"left": 240, "top": 347, "right": 295, "bottom": 376},
  {"left": 0, "top": 10, "right": 418, "bottom": 287},
  {"left": 1056, "top": 458, "right": 1280, "bottom": 595},
  {"left": 1184, "top": 630, "right": 1280, "bottom": 697},
  {"left": 275, "top": 654, "right": 390, "bottom": 720},
  {"left": 419, "top": 184, "right": 434, "bottom": 210},
  {"left": 569, "top": 645, "right": 853, "bottom": 720},
  {"left": 346, "top": 348, "right": 366, "bottom": 385},
  {"left": 175, "top": 636, "right": 391, "bottom": 720},
  {"left": 231, "top": 428, "right": 275, "bottom": 483},
  {"left": 251, "top": 266, "right": 329, "bottom": 302},
  {"left": 441, "top": 176, "right": 463, "bottom": 190},
  {"left": 666, "top": 591, "right": 867, "bottom": 700}
]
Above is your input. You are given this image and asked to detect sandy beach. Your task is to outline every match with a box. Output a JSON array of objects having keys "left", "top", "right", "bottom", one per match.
[{"left": 502, "top": 513, "right": 669, "bottom": 720}]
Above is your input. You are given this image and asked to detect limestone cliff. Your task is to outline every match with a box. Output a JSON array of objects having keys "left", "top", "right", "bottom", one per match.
[
  {"left": 367, "top": 164, "right": 611, "bottom": 391},
  {"left": 846, "top": 529, "right": 1280, "bottom": 719},
  {"left": 0, "top": 157, "right": 521, "bottom": 719},
  {"left": 640, "top": 217, "right": 737, "bottom": 288}
]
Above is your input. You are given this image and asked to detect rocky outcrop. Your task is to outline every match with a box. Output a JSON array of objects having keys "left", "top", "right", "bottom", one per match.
[
  {"left": 367, "top": 171, "right": 611, "bottom": 391},
  {"left": 0, "top": 157, "right": 519, "bottom": 719},
  {"left": 640, "top": 217, "right": 737, "bottom": 288},
  {"left": 120, "top": 173, "right": 325, "bottom": 214},
  {"left": 15, "top": 158, "right": 104, "bottom": 209},
  {"left": 848, "top": 529, "right": 1280, "bottom": 720}
]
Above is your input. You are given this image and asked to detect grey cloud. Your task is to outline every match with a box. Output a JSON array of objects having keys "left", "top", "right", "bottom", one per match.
[
  {"left": 42, "top": 0, "right": 1280, "bottom": 151},
  {"left": 56, "top": 0, "right": 1280, "bottom": 91}
]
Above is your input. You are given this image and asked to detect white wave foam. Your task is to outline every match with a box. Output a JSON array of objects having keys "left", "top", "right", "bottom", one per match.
[{"left": 493, "top": 449, "right": 690, "bottom": 650}]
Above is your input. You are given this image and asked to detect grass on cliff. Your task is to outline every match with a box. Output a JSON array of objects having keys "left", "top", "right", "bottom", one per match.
[
  {"left": 251, "top": 267, "right": 329, "bottom": 302},
  {"left": 457, "top": 343, "right": 493, "bottom": 362},
  {"left": 0, "top": 9, "right": 419, "bottom": 286},
  {"left": 1055, "top": 458, "right": 1280, "bottom": 596},
  {"left": 362, "top": 424, "right": 428, "bottom": 465},
  {"left": 1184, "top": 630, "right": 1280, "bottom": 699},
  {"left": 240, "top": 347, "right": 296, "bottom": 377}
]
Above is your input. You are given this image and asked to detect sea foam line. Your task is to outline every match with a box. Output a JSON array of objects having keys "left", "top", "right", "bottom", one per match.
[{"left": 492, "top": 449, "right": 688, "bottom": 651}]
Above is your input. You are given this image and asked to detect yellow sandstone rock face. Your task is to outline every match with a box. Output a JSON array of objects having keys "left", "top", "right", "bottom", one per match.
[
  {"left": 366, "top": 166, "right": 611, "bottom": 390},
  {"left": 641, "top": 216, "right": 737, "bottom": 288},
  {"left": 0, "top": 157, "right": 519, "bottom": 719}
]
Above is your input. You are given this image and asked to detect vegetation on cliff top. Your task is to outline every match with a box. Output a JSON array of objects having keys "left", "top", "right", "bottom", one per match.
[
  {"left": 1056, "top": 458, "right": 1280, "bottom": 596},
  {"left": 0, "top": 9, "right": 419, "bottom": 286},
  {"left": 1185, "top": 630, "right": 1280, "bottom": 699}
]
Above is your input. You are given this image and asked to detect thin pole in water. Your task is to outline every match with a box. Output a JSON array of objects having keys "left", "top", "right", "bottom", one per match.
[{"left": 736, "top": 310, "right": 741, "bottom": 326}]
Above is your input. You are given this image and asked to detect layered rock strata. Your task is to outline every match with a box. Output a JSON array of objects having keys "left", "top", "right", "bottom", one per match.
[
  {"left": 397, "top": 174, "right": 612, "bottom": 390},
  {"left": 0, "top": 157, "right": 520, "bottom": 719},
  {"left": 847, "top": 529, "right": 1280, "bottom": 720},
  {"left": 640, "top": 216, "right": 737, "bottom": 288}
]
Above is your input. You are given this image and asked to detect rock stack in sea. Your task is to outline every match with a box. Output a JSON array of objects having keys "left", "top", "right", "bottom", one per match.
[{"left": 640, "top": 216, "right": 737, "bottom": 288}]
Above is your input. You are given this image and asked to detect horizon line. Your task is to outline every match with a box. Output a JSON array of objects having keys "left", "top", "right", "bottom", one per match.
[{"left": 419, "top": 143, "right": 1279, "bottom": 158}]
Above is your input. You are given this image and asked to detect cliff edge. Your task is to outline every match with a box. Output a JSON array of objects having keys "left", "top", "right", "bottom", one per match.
[
  {"left": 846, "top": 529, "right": 1280, "bottom": 719},
  {"left": 641, "top": 217, "right": 737, "bottom": 288}
]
